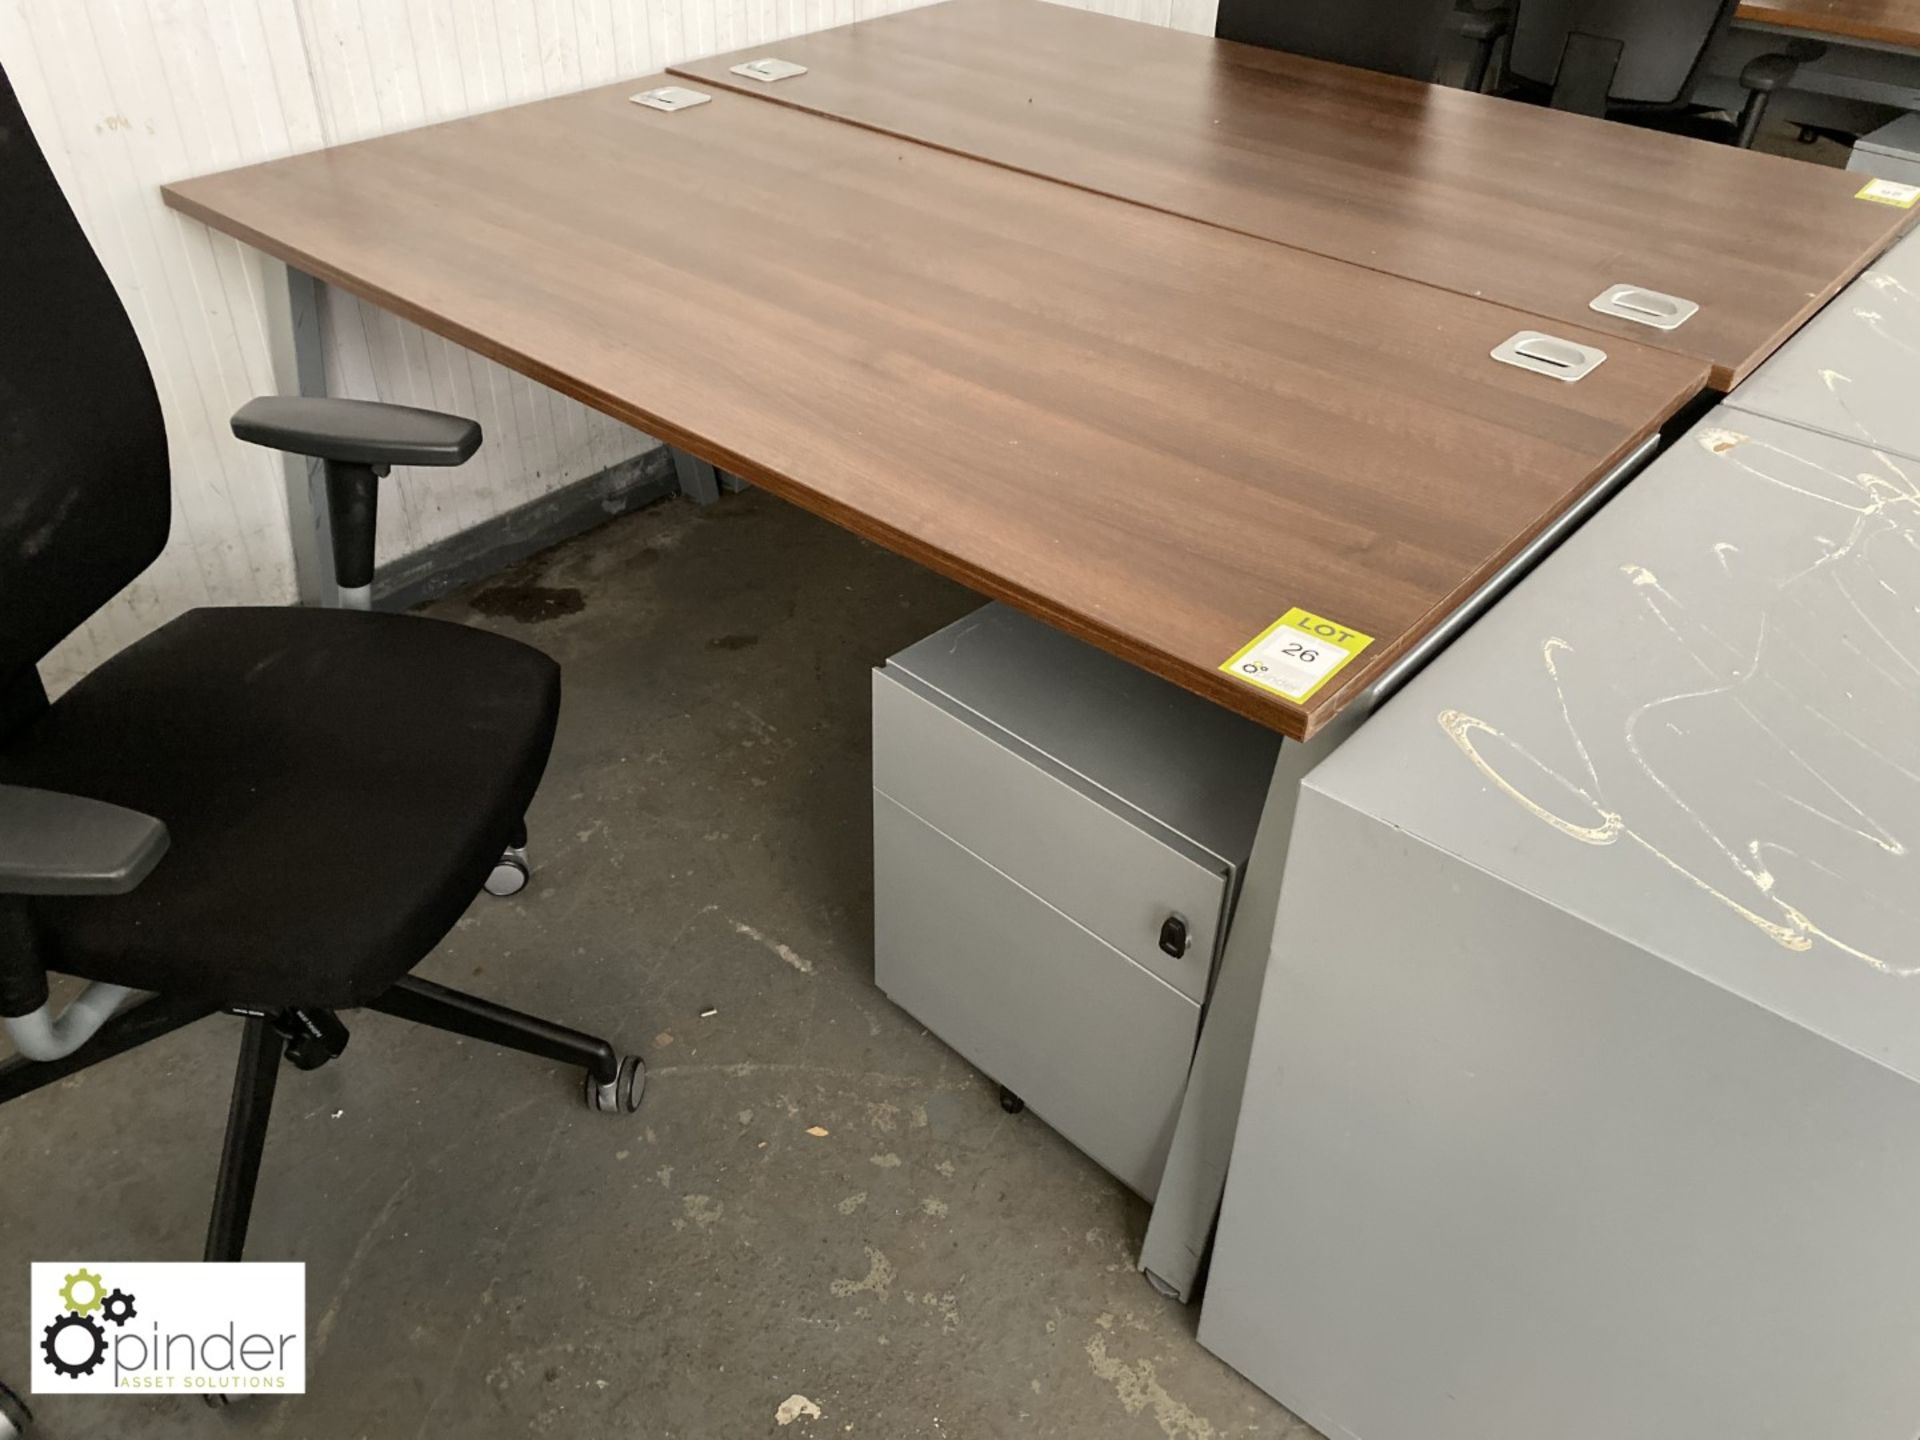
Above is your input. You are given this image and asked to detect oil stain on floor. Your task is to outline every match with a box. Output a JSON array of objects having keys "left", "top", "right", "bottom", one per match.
[{"left": 470, "top": 583, "right": 588, "bottom": 623}]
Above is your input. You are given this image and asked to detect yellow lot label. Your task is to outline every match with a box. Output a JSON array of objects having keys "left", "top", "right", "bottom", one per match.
[
  {"left": 1221, "top": 608, "right": 1375, "bottom": 704},
  {"left": 1856, "top": 178, "right": 1920, "bottom": 209}
]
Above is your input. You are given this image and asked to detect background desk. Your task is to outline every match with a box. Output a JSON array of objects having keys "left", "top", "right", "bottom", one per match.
[
  {"left": 673, "top": 0, "right": 1912, "bottom": 388},
  {"left": 1737, "top": 0, "right": 1920, "bottom": 50},
  {"left": 1710, "top": 1, "right": 1920, "bottom": 142}
]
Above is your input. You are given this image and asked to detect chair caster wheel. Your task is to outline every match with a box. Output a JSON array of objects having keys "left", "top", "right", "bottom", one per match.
[
  {"left": 202, "top": 1393, "right": 231, "bottom": 1409},
  {"left": 585, "top": 1054, "right": 645, "bottom": 1113},
  {"left": 484, "top": 846, "right": 531, "bottom": 897},
  {"left": 284, "top": 1035, "right": 338, "bottom": 1071},
  {"left": 0, "top": 1379, "right": 32, "bottom": 1438},
  {"left": 278, "top": 1008, "right": 350, "bottom": 1072},
  {"left": 999, "top": 1085, "right": 1025, "bottom": 1115}
]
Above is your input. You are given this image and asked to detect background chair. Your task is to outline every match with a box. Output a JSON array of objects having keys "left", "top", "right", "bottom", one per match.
[
  {"left": 0, "top": 54, "right": 644, "bottom": 1365},
  {"left": 1507, "top": 0, "right": 1805, "bottom": 146},
  {"left": 1215, "top": 0, "right": 1511, "bottom": 92}
]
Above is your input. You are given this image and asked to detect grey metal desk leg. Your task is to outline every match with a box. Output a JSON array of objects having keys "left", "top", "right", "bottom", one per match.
[
  {"left": 671, "top": 448, "right": 722, "bottom": 505},
  {"left": 1135, "top": 434, "right": 1664, "bottom": 1301},
  {"left": 259, "top": 258, "right": 339, "bottom": 608},
  {"left": 719, "top": 469, "right": 750, "bottom": 493},
  {"left": 1139, "top": 709, "right": 1364, "bottom": 1302}
]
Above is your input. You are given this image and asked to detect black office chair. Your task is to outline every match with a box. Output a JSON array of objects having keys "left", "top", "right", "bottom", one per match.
[
  {"left": 1215, "top": 0, "right": 1511, "bottom": 92},
  {"left": 1507, "top": 0, "right": 1805, "bottom": 146},
  {"left": 0, "top": 57, "right": 645, "bottom": 1333}
]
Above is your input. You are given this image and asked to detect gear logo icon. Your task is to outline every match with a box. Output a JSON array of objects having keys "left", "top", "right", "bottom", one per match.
[
  {"left": 41, "top": 1313, "right": 107, "bottom": 1380},
  {"left": 56, "top": 1269, "right": 105, "bottom": 1316},
  {"left": 39, "top": 1268, "right": 137, "bottom": 1383}
]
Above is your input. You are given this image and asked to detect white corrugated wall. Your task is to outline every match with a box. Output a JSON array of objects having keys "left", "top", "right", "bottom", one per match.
[{"left": 0, "top": 0, "right": 1214, "bottom": 691}]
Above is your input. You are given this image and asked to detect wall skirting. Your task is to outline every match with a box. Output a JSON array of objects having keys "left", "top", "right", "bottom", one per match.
[{"left": 375, "top": 444, "right": 679, "bottom": 612}]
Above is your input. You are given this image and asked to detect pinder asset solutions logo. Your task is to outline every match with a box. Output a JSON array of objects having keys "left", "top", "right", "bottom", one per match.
[{"left": 29, "top": 1263, "right": 305, "bottom": 1396}]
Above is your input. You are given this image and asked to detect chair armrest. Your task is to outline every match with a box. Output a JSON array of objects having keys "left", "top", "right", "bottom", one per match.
[
  {"left": 232, "top": 397, "right": 483, "bottom": 599},
  {"left": 0, "top": 784, "right": 169, "bottom": 897},
  {"left": 232, "top": 396, "right": 480, "bottom": 469},
  {"left": 1447, "top": 6, "right": 1509, "bottom": 43},
  {"left": 1, "top": 786, "right": 166, "bottom": 1021}
]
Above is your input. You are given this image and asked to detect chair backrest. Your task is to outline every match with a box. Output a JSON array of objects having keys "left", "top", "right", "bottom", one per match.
[
  {"left": 1509, "top": 0, "right": 1734, "bottom": 107},
  {"left": 1214, "top": 0, "right": 1468, "bottom": 83},
  {"left": 0, "top": 63, "right": 170, "bottom": 704}
]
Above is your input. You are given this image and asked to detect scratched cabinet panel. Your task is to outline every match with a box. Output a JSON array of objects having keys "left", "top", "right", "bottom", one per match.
[
  {"left": 1203, "top": 789, "right": 1920, "bottom": 1440},
  {"left": 1727, "top": 222, "right": 1920, "bottom": 464},
  {"left": 1310, "top": 403, "right": 1920, "bottom": 1080},
  {"left": 1200, "top": 402, "right": 1920, "bottom": 1440}
]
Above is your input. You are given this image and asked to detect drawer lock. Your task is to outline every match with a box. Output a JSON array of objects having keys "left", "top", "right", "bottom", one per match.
[{"left": 1158, "top": 913, "right": 1191, "bottom": 960}]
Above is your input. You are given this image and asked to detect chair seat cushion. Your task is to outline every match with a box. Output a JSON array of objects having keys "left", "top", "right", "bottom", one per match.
[{"left": 0, "top": 607, "right": 559, "bottom": 1009}]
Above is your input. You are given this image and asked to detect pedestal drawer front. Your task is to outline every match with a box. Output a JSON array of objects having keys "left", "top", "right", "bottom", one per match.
[
  {"left": 874, "top": 791, "right": 1200, "bottom": 1199},
  {"left": 873, "top": 669, "right": 1226, "bottom": 1003}
]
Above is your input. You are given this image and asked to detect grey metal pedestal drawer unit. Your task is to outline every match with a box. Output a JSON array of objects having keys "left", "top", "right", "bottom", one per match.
[{"left": 872, "top": 604, "right": 1281, "bottom": 1199}]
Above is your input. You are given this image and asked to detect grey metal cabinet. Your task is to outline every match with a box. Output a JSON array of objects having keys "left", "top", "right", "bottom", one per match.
[
  {"left": 1202, "top": 407, "right": 1920, "bottom": 1440},
  {"left": 1726, "top": 220, "right": 1920, "bottom": 463},
  {"left": 872, "top": 604, "right": 1280, "bottom": 1199},
  {"left": 1851, "top": 114, "right": 1920, "bottom": 186}
]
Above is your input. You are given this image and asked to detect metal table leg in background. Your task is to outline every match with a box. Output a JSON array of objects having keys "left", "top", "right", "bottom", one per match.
[
  {"left": 670, "top": 448, "right": 749, "bottom": 502},
  {"left": 259, "top": 257, "right": 340, "bottom": 608},
  {"left": 671, "top": 447, "right": 723, "bottom": 505}
]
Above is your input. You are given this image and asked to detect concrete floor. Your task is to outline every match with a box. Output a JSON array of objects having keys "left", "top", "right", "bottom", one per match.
[{"left": 0, "top": 489, "right": 1314, "bottom": 1439}]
